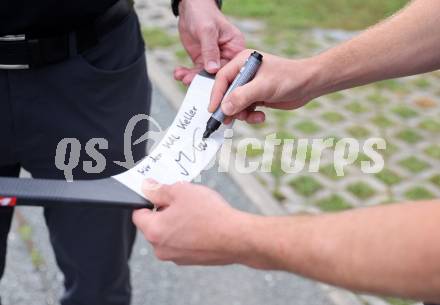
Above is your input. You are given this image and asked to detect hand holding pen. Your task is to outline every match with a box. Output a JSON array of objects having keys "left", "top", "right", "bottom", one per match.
[
  {"left": 208, "top": 50, "right": 315, "bottom": 127},
  {"left": 203, "top": 51, "right": 263, "bottom": 138}
]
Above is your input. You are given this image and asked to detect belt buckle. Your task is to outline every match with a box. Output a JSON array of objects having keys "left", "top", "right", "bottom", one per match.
[{"left": 0, "top": 35, "right": 30, "bottom": 70}]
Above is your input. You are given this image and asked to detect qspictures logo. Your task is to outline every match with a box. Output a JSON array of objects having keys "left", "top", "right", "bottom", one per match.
[{"left": 54, "top": 114, "right": 386, "bottom": 181}]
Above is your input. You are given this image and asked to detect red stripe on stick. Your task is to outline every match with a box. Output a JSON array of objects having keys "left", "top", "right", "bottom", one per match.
[{"left": 0, "top": 197, "right": 17, "bottom": 207}]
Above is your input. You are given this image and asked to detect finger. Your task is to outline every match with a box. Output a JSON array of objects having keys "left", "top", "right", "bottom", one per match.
[
  {"left": 174, "top": 66, "right": 190, "bottom": 80},
  {"left": 209, "top": 50, "right": 251, "bottom": 113},
  {"left": 223, "top": 116, "right": 234, "bottom": 125},
  {"left": 246, "top": 111, "right": 265, "bottom": 124},
  {"left": 132, "top": 208, "right": 154, "bottom": 232},
  {"left": 142, "top": 179, "right": 173, "bottom": 208},
  {"left": 182, "top": 73, "right": 196, "bottom": 86},
  {"left": 221, "top": 80, "right": 261, "bottom": 116},
  {"left": 199, "top": 25, "right": 220, "bottom": 73},
  {"left": 237, "top": 110, "right": 248, "bottom": 121}
]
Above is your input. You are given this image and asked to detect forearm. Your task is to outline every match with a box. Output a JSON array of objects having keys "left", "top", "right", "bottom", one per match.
[
  {"left": 240, "top": 201, "right": 440, "bottom": 302},
  {"left": 307, "top": 0, "right": 440, "bottom": 98}
]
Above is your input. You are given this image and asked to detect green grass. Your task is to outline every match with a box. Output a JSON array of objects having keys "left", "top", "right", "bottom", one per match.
[
  {"left": 283, "top": 44, "right": 300, "bottom": 56},
  {"left": 294, "top": 121, "right": 321, "bottom": 134},
  {"left": 371, "top": 115, "right": 394, "bottom": 128},
  {"left": 412, "top": 78, "right": 431, "bottom": 89},
  {"left": 404, "top": 186, "right": 435, "bottom": 200},
  {"left": 346, "top": 101, "right": 368, "bottom": 114},
  {"left": 272, "top": 109, "right": 295, "bottom": 125},
  {"left": 346, "top": 125, "right": 371, "bottom": 138},
  {"left": 321, "top": 111, "right": 345, "bottom": 123},
  {"left": 304, "top": 100, "right": 321, "bottom": 110},
  {"left": 373, "top": 79, "right": 407, "bottom": 92},
  {"left": 223, "top": 0, "right": 407, "bottom": 31},
  {"left": 395, "top": 129, "right": 422, "bottom": 144},
  {"left": 289, "top": 176, "right": 322, "bottom": 197},
  {"left": 316, "top": 194, "right": 352, "bottom": 212},
  {"left": 425, "top": 145, "right": 440, "bottom": 160},
  {"left": 274, "top": 131, "right": 295, "bottom": 141},
  {"left": 237, "top": 143, "right": 265, "bottom": 158},
  {"left": 366, "top": 92, "right": 389, "bottom": 105},
  {"left": 430, "top": 174, "right": 440, "bottom": 189},
  {"left": 419, "top": 119, "right": 440, "bottom": 132},
  {"left": 398, "top": 156, "right": 429, "bottom": 173},
  {"left": 347, "top": 182, "right": 376, "bottom": 199},
  {"left": 320, "top": 164, "right": 342, "bottom": 180},
  {"left": 175, "top": 48, "right": 189, "bottom": 61},
  {"left": 272, "top": 189, "right": 287, "bottom": 202},
  {"left": 18, "top": 224, "right": 45, "bottom": 268},
  {"left": 269, "top": 160, "right": 284, "bottom": 179},
  {"left": 327, "top": 92, "right": 345, "bottom": 101},
  {"left": 392, "top": 106, "right": 418, "bottom": 119},
  {"left": 142, "top": 27, "right": 178, "bottom": 49},
  {"left": 18, "top": 225, "right": 32, "bottom": 241},
  {"left": 355, "top": 152, "right": 373, "bottom": 167},
  {"left": 385, "top": 297, "right": 414, "bottom": 305},
  {"left": 375, "top": 168, "right": 402, "bottom": 186},
  {"left": 31, "top": 249, "right": 44, "bottom": 269}
]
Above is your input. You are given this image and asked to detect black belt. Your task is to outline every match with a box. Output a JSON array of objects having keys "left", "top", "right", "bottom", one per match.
[{"left": 0, "top": 0, "right": 133, "bottom": 70}]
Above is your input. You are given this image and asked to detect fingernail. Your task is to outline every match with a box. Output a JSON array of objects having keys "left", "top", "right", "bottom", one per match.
[
  {"left": 222, "top": 101, "right": 234, "bottom": 115},
  {"left": 207, "top": 61, "right": 219, "bottom": 71},
  {"left": 255, "top": 116, "right": 264, "bottom": 123}
]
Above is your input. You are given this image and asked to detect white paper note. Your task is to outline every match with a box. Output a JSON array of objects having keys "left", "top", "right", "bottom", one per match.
[{"left": 113, "top": 74, "right": 227, "bottom": 197}]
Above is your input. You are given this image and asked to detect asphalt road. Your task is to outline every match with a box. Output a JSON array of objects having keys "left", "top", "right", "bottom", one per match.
[{"left": 0, "top": 86, "right": 333, "bottom": 305}]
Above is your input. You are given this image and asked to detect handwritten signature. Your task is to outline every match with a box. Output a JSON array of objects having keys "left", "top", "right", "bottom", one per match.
[{"left": 174, "top": 127, "right": 208, "bottom": 176}]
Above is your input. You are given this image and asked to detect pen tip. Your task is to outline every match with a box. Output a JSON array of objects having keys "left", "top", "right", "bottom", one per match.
[{"left": 203, "top": 129, "right": 211, "bottom": 139}]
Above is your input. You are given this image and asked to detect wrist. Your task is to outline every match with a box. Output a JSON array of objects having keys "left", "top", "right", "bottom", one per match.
[
  {"left": 282, "top": 57, "right": 324, "bottom": 103},
  {"left": 230, "top": 213, "right": 284, "bottom": 269},
  {"left": 222, "top": 212, "right": 266, "bottom": 266},
  {"left": 308, "top": 47, "right": 368, "bottom": 98}
]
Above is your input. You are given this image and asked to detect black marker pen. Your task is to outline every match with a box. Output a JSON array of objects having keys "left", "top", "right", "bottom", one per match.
[{"left": 203, "top": 51, "right": 263, "bottom": 139}]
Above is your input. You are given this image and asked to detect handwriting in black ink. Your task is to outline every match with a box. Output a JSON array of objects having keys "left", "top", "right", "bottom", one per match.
[
  {"left": 174, "top": 127, "right": 208, "bottom": 176},
  {"left": 176, "top": 106, "right": 197, "bottom": 130}
]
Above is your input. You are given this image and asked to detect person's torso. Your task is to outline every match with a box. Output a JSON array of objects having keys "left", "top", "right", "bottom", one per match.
[{"left": 0, "top": 0, "right": 118, "bottom": 36}]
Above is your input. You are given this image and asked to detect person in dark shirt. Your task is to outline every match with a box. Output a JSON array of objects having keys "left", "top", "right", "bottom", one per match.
[
  {"left": 0, "top": 1, "right": 244, "bottom": 305},
  {"left": 133, "top": 0, "right": 440, "bottom": 304}
]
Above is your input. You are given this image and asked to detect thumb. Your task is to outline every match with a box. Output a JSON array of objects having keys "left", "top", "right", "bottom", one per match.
[
  {"left": 199, "top": 26, "right": 220, "bottom": 73},
  {"left": 132, "top": 208, "right": 154, "bottom": 232},
  {"left": 142, "top": 179, "right": 173, "bottom": 208}
]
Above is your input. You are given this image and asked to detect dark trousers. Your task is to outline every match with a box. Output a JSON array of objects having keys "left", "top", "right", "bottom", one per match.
[{"left": 0, "top": 11, "right": 151, "bottom": 305}]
